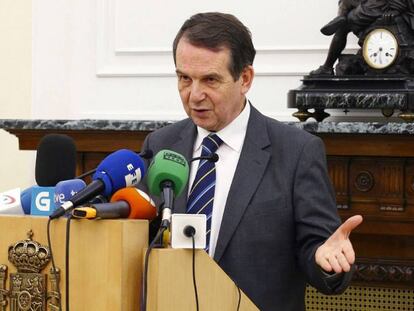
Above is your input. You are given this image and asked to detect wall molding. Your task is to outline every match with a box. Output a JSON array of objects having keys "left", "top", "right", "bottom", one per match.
[{"left": 97, "top": 0, "right": 359, "bottom": 77}]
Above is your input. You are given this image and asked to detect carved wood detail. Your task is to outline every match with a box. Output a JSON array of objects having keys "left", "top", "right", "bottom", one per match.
[{"left": 354, "top": 259, "right": 414, "bottom": 286}]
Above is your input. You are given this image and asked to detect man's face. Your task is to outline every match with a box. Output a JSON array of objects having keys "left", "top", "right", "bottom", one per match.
[{"left": 175, "top": 39, "right": 253, "bottom": 132}]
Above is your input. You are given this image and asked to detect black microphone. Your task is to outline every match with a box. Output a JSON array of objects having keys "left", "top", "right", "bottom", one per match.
[
  {"left": 190, "top": 153, "right": 219, "bottom": 163},
  {"left": 35, "top": 134, "right": 77, "bottom": 186},
  {"left": 139, "top": 149, "right": 154, "bottom": 160},
  {"left": 72, "top": 201, "right": 130, "bottom": 219}
]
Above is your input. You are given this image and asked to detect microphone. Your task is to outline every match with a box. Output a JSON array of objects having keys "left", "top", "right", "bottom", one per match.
[
  {"left": 54, "top": 179, "right": 87, "bottom": 206},
  {"left": 75, "top": 149, "right": 154, "bottom": 180},
  {"left": 139, "top": 149, "right": 154, "bottom": 160},
  {"left": 146, "top": 150, "right": 189, "bottom": 228},
  {"left": 0, "top": 188, "right": 25, "bottom": 215},
  {"left": 87, "top": 194, "right": 108, "bottom": 204},
  {"left": 50, "top": 149, "right": 146, "bottom": 219},
  {"left": 20, "top": 187, "right": 33, "bottom": 214},
  {"left": 31, "top": 134, "right": 77, "bottom": 216},
  {"left": 72, "top": 187, "right": 156, "bottom": 220},
  {"left": 73, "top": 202, "right": 129, "bottom": 219},
  {"left": 35, "top": 134, "right": 77, "bottom": 186},
  {"left": 190, "top": 153, "right": 219, "bottom": 163}
]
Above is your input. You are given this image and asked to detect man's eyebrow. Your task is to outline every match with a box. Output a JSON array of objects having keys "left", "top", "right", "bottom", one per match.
[
  {"left": 203, "top": 73, "right": 221, "bottom": 79},
  {"left": 175, "top": 70, "right": 222, "bottom": 80}
]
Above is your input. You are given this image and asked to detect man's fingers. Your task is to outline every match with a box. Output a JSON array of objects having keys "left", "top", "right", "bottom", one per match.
[
  {"left": 328, "top": 255, "right": 342, "bottom": 274},
  {"left": 342, "top": 243, "right": 356, "bottom": 265},
  {"left": 336, "top": 252, "right": 351, "bottom": 272},
  {"left": 318, "top": 256, "right": 332, "bottom": 273},
  {"left": 338, "top": 215, "right": 363, "bottom": 237}
]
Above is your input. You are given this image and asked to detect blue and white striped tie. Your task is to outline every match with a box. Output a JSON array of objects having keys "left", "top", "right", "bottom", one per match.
[{"left": 187, "top": 134, "right": 223, "bottom": 252}]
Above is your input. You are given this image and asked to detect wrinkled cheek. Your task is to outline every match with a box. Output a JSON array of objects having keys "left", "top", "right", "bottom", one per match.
[{"left": 179, "top": 92, "right": 190, "bottom": 112}]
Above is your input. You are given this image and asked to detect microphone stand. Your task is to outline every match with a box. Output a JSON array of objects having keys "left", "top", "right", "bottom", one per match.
[{"left": 190, "top": 153, "right": 219, "bottom": 163}]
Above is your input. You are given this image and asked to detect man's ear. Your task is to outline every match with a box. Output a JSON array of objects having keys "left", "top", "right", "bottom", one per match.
[{"left": 240, "top": 65, "right": 254, "bottom": 95}]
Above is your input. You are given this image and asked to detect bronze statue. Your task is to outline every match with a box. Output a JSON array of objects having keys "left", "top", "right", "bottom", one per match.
[{"left": 311, "top": 0, "right": 414, "bottom": 75}]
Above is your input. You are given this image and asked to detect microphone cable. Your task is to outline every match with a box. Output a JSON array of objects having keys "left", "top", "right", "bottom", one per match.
[
  {"left": 65, "top": 214, "right": 74, "bottom": 311},
  {"left": 141, "top": 223, "right": 166, "bottom": 311},
  {"left": 75, "top": 168, "right": 96, "bottom": 180},
  {"left": 47, "top": 218, "right": 63, "bottom": 311},
  {"left": 183, "top": 225, "right": 199, "bottom": 311},
  {"left": 191, "top": 235, "right": 199, "bottom": 311},
  {"left": 47, "top": 214, "right": 74, "bottom": 311},
  {"left": 236, "top": 284, "right": 241, "bottom": 311}
]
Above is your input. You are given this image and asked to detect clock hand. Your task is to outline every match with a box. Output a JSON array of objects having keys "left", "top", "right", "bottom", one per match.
[{"left": 378, "top": 47, "right": 383, "bottom": 65}]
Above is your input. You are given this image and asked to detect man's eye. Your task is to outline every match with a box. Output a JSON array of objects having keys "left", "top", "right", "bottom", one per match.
[
  {"left": 206, "top": 77, "right": 219, "bottom": 84},
  {"left": 179, "top": 75, "right": 191, "bottom": 82}
]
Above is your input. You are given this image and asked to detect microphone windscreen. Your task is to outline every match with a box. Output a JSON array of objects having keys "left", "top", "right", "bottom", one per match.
[
  {"left": 92, "top": 149, "right": 146, "bottom": 197},
  {"left": 35, "top": 134, "right": 77, "bottom": 186},
  {"left": 140, "top": 149, "right": 153, "bottom": 159},
  {"left": 20, "top": 187, "right": 33, "bottom": 214},
  {"left": 0, "top": 188, "right": 25, "bottom": 215},
  {"left": 54, "top": 179, "right": 87, "bottom": 205},
  {"left": 146, "top": 150, "right": 189, "bottom": 197},
  {"left": 110, "top": 187, "right": 156, "bottom": 220}
]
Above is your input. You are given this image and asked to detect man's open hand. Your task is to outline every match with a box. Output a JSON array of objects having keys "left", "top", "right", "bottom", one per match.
[{"left": 315, "top": 215, "right": 363, "bottom": 273}]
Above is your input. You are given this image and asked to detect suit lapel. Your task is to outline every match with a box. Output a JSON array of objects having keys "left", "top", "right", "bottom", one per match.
[
  {"left": 214, "top": 106, "right": 271, "bottom": 262},
  {"left": 171, "top": 120, "right": 197, "bottom": 214}
]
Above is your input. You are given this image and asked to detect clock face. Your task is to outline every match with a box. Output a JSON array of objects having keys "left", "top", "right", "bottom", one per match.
[{"left": 363, "top": 28, "right": 398, "bottom": 69}]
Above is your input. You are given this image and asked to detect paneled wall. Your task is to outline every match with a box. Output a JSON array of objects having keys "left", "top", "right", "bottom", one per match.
[
  {"left": 32, "top": 0, "right": 356, "bottom": 120},
  {"left": 0, "top": 0, "right": 33, "bottom": 191}
]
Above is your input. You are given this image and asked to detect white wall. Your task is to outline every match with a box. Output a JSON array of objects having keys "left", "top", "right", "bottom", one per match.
[
  {"left": 1, "top": 0, "right": 362, "bottom": 191},
  {"left": 32, "top": 0, "right": 357, "bottom": 120},
  {"left": 0, "top": 0, "right": 34, "bottom": 191}
]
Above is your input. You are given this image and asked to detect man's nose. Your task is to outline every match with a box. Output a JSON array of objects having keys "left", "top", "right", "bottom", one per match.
[{"left": 189, "top": 81, "right": 206, "bottom": 102}]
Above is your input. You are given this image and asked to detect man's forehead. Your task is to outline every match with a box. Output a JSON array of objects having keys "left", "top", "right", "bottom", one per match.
[{"left": 175, "top": 41, "right": 232, "bottom": 74}]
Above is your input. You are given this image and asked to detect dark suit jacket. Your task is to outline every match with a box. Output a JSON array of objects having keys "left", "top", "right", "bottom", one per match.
[{"left": 142, "top": 105, "right": 352, "bottom": 310}]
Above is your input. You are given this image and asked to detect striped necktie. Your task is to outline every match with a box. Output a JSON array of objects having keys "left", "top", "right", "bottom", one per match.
[{"left": 187, "top": 133, "right": 223, "bottom": 251}]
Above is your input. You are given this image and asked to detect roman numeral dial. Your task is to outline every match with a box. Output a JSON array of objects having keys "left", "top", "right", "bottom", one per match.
[{"left": 363, "top": 28, "right": 398, "bottom": 69}]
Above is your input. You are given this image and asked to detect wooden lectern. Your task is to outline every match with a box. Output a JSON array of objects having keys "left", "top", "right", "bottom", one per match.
[
  {"left": 0, "top": 216, "right": 258, "bottom": 310},
  {"left": 0, "top": 215, "right": 148, "bottom": 310},
  {"left": 146, "top": 249, "right": 258, "bottom": 310}
]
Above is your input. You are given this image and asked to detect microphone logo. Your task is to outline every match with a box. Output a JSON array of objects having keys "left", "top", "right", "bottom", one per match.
[
  {"left": 163, "top": 152, "right": 186, "bottom": 166},
  {"left": 31, "top": 187, "right": 55, "bottom": 216},
  {"left": 1, "top": 194, "right": 16, "bottom": 205},
  {"left": 124, "top": 166, "right": 143, "bottom": 186},
  {"left": 35, "top": 192, "right": 51, "bottom": 211}
]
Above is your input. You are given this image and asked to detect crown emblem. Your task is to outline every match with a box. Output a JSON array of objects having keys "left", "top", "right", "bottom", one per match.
[{"left": 8, "top": 230, "right": 51, "bottom": 273}]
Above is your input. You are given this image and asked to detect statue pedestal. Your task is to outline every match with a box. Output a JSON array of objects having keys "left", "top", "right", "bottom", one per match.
[{"left": 288, "top": 76, "right": 414, "bottom": 121}]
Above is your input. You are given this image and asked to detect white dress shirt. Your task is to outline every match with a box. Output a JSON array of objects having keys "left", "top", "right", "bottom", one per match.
[{"left": 188, "top": 102, "right": 251, "bottom": 257}]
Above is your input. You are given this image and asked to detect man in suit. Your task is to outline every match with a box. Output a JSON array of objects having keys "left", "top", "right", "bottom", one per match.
[{"left": 142, "top": 12, "right": 362, "bottom": 310}]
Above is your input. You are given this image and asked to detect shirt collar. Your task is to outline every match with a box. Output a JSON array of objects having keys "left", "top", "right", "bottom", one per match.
[{"left": 194, "top": 101, "right": 251, "bottom": 153}]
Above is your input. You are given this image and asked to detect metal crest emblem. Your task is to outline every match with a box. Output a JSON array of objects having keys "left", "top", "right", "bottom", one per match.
[{"left": 0, "top": 230, "right": 61, "bottom": 311}]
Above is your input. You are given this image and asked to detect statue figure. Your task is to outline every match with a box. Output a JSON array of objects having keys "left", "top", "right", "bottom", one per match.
[{"left": 311, "top": 0, "right": 414, "bottom": 75}]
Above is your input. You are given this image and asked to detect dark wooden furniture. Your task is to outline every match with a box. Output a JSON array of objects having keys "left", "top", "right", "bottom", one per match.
[{"left": 2, "top": 122, "right": 414, "bottom": 289}]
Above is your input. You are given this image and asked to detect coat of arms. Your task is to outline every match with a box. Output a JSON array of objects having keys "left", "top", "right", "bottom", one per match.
[{"left": 0, "top": 230, "right": 61, "bottom": 311}]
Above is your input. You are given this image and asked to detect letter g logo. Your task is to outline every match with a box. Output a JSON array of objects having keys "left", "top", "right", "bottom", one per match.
[{"left": 35, "top": 191, "right": 51, "bottom": 211}]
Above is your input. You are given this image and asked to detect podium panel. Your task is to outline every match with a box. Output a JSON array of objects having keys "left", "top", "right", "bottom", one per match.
[
  {"left": 0, "top": 215, "right": 148, "bottom": 311},
  {"left": 147, "top": 248, "right": 259, "bottom": 311}
]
